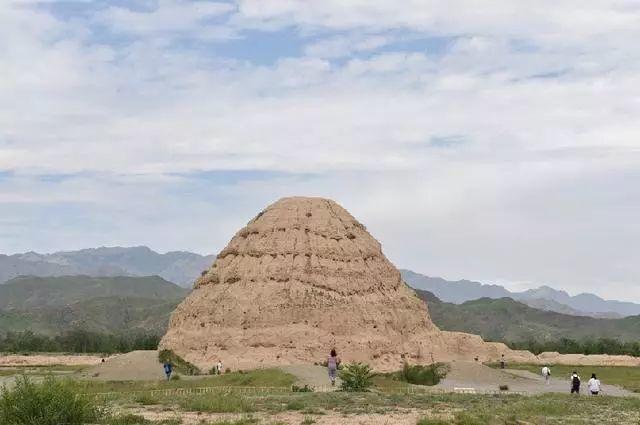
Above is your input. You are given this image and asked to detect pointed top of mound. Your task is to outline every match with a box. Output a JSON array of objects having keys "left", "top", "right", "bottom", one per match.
[{"left": 195, "top": 196, "right": 398, "bottom": 295}]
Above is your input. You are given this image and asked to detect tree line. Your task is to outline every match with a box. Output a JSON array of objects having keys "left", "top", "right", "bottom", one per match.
[
  {"left": 0, "top": 330, "right": 160, "bottom": 354},
  {"left": 507, "top": 337, "right": 640, "bottom": 357}
]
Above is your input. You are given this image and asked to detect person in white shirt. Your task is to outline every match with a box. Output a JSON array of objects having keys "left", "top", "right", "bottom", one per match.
[
  {"left": 587, "top": 373, "right": 601, "bottom": 395},
  {"left": 541, "top": 365, "right": 551, "bottom": 384},
  {"left": 216, "top": 360, "right": 223, "bottom": 375}
]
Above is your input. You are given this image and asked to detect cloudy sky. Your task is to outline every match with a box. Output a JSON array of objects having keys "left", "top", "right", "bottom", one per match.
[{"left": 1, "top": 1, "right": 639, "bottom": 301}]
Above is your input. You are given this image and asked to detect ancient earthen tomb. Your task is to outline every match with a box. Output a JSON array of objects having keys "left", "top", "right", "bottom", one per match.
[{"left": 161, "top": 197, "right": 534, "bottom": 371}]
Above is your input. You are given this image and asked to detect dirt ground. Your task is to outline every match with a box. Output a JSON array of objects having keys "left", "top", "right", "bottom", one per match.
[
  {"left": 0, "top": 353, "right": 108, "bottom": 367},
  {"left": 130, "top": 406, "right": 428, "bottom": 425},
  {"left": 79, "top": 350, "right": 166, "bottom": 381}
]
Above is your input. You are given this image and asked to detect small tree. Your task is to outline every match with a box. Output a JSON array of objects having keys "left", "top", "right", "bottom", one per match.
[{"left": 339, "top": 362, "right": 374, "bottom": 392}]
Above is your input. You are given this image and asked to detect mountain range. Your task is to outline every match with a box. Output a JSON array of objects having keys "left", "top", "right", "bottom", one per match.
[
  {"left": 0, "top": 246, "right": 215, "bottom": 287},
  {"left": 2, "top": 273, "right": 639, "bottom": 347},
  {"left": 0, "top": 275, "right": 186, "bottom": 335},
  {"left": 2, "top": 246, "right": 638, "bottom": 318},
  {"left": 401, "top": 270, "right": 640, "bottom": 318},
  {"left": 417, "top": 290, "right": 640, "bottom": 343}
]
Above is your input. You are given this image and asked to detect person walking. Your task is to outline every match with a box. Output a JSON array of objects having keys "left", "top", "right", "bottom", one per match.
[
  {"left": 541, "top": 365, "right": 551, "bottom": 384},
  {"left": 570, "top": 371, "right": 581, "bottom": 394},
  {"left": 217, "top": 360, "right": 224, "bottom": 375},
  {"left": 327, "top": 349, "right": 341, "bottom": 386},
  {"left": 500, "top": 354, "right": 506, "bottom": 370},
  {"left": 163, "top": 361, "right": 173, "bottom": 381},
  {"left": 588, "top": 373, "right": 601, "bottom": 395}
]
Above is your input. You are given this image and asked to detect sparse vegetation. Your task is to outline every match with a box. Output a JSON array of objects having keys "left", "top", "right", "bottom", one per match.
[
  {"left": 339, "top": 362, "right": 374, "bottom": 392},
  {"left": 177, "top": 392, "right": 253, "bottom": 413},
  {"left": 0, "top": 376, "right": 104, "bottom": 425},
  {"left": 158, "top": 349, "right": 200, "bottom": 375},
  {"left": 397, "top": 362, "right": 448, "bottom": 386}
]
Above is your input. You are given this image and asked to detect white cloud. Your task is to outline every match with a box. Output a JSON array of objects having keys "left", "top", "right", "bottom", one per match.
[{"left": 1, "top": 0, "right": 639, "bottom": 300}]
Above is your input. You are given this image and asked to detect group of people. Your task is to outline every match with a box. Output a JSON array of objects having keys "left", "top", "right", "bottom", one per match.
[{"left": 541, "top": 365, "right": 602, "bottom": 395}]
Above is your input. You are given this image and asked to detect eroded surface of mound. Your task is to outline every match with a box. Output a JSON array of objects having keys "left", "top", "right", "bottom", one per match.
[{"left": 161, "top": 197, "right": 534, "bottom": 371}]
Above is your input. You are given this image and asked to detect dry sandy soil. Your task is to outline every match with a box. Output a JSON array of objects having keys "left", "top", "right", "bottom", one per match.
[
  {"left": 130, "top": 407, "right": 429, "bottom": 425},
  {"left": 0, "top": 353, "right": 108, "bottom": 367},
  {"left": 79, "top": 350, "right": 166, "bottom": 381}
]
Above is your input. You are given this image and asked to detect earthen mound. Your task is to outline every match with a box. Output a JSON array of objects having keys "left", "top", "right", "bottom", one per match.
[{"left": 160, "top": 197, "right": 534, "bottom": 371}]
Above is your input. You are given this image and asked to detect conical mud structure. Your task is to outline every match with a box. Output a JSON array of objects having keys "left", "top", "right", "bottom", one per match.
[{"left": 161, "top": 197, "right": 534, "bottom": 371}]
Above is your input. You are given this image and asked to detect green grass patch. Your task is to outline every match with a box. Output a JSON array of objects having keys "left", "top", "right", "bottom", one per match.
[
  {"left": 176, "top": 392, "right": 254, "bottom": 413},
  {"left": 0, "top": 376, "right": 105, "bottom": 425}
]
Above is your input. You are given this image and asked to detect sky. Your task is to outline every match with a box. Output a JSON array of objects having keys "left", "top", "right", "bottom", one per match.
[{"left": 1, "top": 0, "right": 639, "bottom": 301}]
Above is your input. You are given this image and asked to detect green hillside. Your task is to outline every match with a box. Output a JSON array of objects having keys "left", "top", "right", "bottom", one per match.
[
  {"left": 416, "top": 289, "right": 640, "bottom": 343},
  {"left": 0, "top": 276, "right": 187, "bottom": 336},
  {"left": 0, "top": 275, "right": 187, "bottom": 309}
]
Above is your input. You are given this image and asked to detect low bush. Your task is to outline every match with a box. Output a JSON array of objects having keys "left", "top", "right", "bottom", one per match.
[
  {"left": 339, "top": 362, "right": 374, "bottom": 392},
  {"left": 0, "top": 376, "right": 104, "bottom": 425},
  {"left": 399, "top": 362, "right": 448, "bottom": 386},
  {"left": 158, "top": 349, "right": 200, "bottom": 375},
  {"left": 292, "top": 384, "right": 314, "bottom": 392}
]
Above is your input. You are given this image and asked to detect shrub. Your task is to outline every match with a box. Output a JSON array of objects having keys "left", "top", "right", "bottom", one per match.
[
  {"left": 0, "top": 376, "right": 104, "bottom": 425},
  {"left": 292, "top": 384, "right": 314, "bottom": 392},
  {"left": 400, "top": 362, "right": 448, "bottom": 386},
  {"left": 499, "top": 384, "right": 509, "bottom": 391},
  {"left": 339, "top": 362, "right": 374, "bottom": 392},
  {"left": 170, "top": 374, "right": 181, "bottom": 381},
  {"left": 158, "top": 349, "right": 200, "bottom": 375}
]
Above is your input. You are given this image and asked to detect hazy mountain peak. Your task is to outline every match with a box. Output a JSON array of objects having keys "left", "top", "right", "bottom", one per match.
[
  {"left": 0, "top": 246, "right": 215, "bottom": 287},
  {"left": 402, "top": 270, "right": 640, "bottom": 318}
]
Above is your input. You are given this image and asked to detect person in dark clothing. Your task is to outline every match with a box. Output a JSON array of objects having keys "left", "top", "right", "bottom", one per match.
[
  {"left": 163, "top": 362, "right": 173, "bottom": 381},
  {"left": 570, "top": 371, "right": 581, "bottom": 394}
]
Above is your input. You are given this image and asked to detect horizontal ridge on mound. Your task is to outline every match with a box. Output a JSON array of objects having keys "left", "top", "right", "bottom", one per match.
[{"left": 161, "top": 197, "right": 535, "bottom": 371}]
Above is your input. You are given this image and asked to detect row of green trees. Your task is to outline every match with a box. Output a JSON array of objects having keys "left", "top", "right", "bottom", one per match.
[
  {"left": 0, "top": 330, "right": 160, "bottom": 354},
  {"left": 507, "top": 337, "right": 640, "bottom": 356}
]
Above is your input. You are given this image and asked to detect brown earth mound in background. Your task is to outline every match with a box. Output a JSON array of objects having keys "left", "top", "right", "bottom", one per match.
[{"left": 160, "top": 197, "right": 535, "bottom": 372}]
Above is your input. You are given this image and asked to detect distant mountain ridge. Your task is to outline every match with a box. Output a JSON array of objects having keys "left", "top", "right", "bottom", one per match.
[
  {"left": 401, "top": 269, "right": 640, "bottom": 318},
  {"left": 0, "top": 246, "right": 215, "bottom": 287},
  {"left": 0, "top": 275, "right": 187, "bottom": 335},
  {"left": 415, "top": 289, "right": 640, "bottom": 343},
  {"left": 0, "top": 275, "right": 187, "bottom": 310}
]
